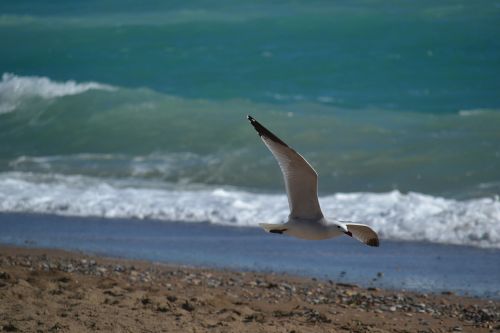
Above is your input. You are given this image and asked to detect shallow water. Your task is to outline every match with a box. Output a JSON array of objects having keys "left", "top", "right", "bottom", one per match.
[{"left": 1, "top": 213, "right": 499, "bottom": 298}]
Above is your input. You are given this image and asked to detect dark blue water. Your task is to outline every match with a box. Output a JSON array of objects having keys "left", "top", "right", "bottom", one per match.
[{"left": 1, "top": 213, "right": 499, "bottom": 298}]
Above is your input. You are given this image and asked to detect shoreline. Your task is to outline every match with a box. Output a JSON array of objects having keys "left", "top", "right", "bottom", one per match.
[
  {"left": 1, "top": 245, "right": 498, "bottom": 332},
  {"left": 2, "top": 212, "right": 500, "bottom": 299}
]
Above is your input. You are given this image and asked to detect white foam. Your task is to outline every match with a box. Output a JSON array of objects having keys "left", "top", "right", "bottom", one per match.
[
  {"left": 0, "top": 171, "right": 499, "bottom": 249},
  {"left": 0, "top": 73, "right": 115, "bottom": 114},
  {"left": 8, "top": 153, "right": 222, "bottom": 181},
  {"left": 458, "top": 108, "right": 497, "bottom": 117}
]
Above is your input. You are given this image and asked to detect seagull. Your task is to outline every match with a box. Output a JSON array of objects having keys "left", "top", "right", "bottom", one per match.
[{"left": 247, "top": 115, "right": 379, "bottom": 247}]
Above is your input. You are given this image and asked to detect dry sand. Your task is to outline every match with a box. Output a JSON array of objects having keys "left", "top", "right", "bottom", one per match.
[{"left": 0, "top": 245, "right": 498, "bottom": 333}]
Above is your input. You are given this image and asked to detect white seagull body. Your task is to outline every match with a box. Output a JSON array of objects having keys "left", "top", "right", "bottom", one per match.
[{"left": 247, "top": 115, "right": 379, "bottom": 247}]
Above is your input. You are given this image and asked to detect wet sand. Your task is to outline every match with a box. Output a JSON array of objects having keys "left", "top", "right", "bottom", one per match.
[
  {"left": 3, "top": 212, "right": 500, "bottom": 298},
  {"left": 0, "top": 245, "right": 498, "bottom": 333}
]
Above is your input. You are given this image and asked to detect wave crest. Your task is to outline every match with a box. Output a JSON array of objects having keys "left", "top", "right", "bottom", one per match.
[
  {"left": 0, "top": 172, "right": 499, "bottom": 249},
  {"left": 0, "top": 73, "right": 115, "bottom": 114}
]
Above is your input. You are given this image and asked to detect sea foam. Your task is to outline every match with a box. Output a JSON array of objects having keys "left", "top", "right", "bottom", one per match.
[
  {"left": 0, "top": 73, "right": 115, "bottom": 113},
  {"left": 0, "top": 172, "right": 499, "bottom": 249}
]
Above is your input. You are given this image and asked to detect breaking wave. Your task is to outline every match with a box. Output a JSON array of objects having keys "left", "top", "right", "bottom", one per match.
[
  {"left": 0, "top": 73, "right": 115, "bottom": 113},
  {"left": 0, "top": 172, "right": 499, "bottom": 249}
]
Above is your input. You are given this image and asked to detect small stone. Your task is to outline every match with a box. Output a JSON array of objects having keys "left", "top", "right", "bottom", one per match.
[
  {"left": 207, "top": 279, "right": 220, "bottom": 288},
  {"left": 243, "top": 313, "right": 265, "bottom": 323},
  {"left": 336, "top": 283, "right": 358, "bottom": 288},
  {"left": 17, "top": 279, "right": 32, "bottom": 288},
  {"left": 49, "top": 323, "right": 63, "bottom": 332},
  {"left": 97, "top": 267, "right": 107, "bottom": 274},
  {"left": 157, "top": 305, "right": 169, "bottom": 312},
  {"left": 280, "top": 283, "right": 294, "bottom": 292},
  {"left": 58, "top": 276, "right": 71, "bottom": 283},
  {"left": 114, "top": 265, "right": 125, "bottom": 272},
  {"left": 2, "top": 323, "right": 18, "bottom": 332},
  {"left": 182, "top": 301, "right": 195, "bottom": 312}
]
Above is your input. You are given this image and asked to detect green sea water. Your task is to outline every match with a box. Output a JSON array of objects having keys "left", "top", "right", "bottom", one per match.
[
  {"left": 0, "top": 1, "right": 500, "bottom": 247},
  {"left": 1, "top": 0, "right": 499, "bottom": 195},
  {"left": 1, "top": 1, "right": 500, "bottom": 112}
]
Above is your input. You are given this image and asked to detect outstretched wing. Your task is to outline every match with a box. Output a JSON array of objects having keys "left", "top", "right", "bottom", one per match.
[
  {"left": 247, "top": 115, "right": 323, "bottom": 219},
  {"left": 346, "top": 223, "right": 379, "bottom": 247}
]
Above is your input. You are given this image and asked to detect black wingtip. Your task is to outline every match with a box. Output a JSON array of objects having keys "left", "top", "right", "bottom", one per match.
[
  {"left": 246, "top": 115, "right": 288, "bottom": 147},
  {"left": 269, "top": 228, "right": 288, "bottom": 234},
  {"left": 367, "top": 238, "right": 380, "bottom": 247},
  {"left": 247, "top": 115, "right": 256, "bottom": 123}
]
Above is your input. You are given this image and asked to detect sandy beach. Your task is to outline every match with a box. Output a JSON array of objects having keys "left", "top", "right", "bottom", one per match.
[
  {"left": 2, "top": 2, "right": 500, "bottom": 332},
  {"left": 0, "top": 245, "right": 498, "bottom": 333}
]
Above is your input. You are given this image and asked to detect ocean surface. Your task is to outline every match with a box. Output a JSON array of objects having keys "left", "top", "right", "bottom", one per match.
[{"left": 1, "top": 1, "right": 500, "bottom": 250}]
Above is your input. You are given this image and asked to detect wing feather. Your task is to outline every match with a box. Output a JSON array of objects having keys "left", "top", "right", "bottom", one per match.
[
  {"left": 346, "top": 223, "right": 379, "bottom": 247},
  {"left": 247, "top": 115, "right": 323, "bottom": 219}
]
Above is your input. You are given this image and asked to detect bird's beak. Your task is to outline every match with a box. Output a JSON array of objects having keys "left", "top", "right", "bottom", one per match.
[{"left": 345, "top": 231, "right": 353, "bottom": 237}]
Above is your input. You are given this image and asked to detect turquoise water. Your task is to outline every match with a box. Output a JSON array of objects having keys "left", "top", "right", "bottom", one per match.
[
  {"left": 1, "top": 1, "right": 500, "bottom": 113},
  {"left": 0, "top": 1, "right": 500, "bottom": 248}
]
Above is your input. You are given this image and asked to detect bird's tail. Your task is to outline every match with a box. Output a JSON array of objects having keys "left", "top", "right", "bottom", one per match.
[{"left": 259, "top": 223, "right": 288, "bottom": 234}]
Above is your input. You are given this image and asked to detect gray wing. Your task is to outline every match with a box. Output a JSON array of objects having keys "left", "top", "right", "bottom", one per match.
[
  {"left": 247, "top": 115, "right": 323, "bottom": 219},
  {"left": 346, "top": 223, "right": 380, "bottom": 247}
]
